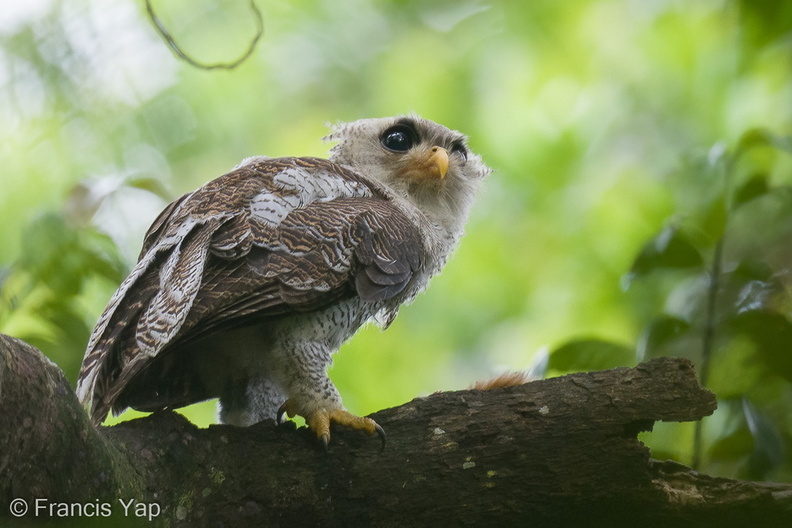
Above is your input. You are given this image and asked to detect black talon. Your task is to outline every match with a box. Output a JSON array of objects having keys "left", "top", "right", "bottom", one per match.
[
  {"left": 374, "top": 424, "right": 387, "bottom": 451},
  {"left": 320, "top": 434, "right": 330, "bottom": 454},
  {"left": 276, "top": 402, "right": 288, "bottom": 425}
]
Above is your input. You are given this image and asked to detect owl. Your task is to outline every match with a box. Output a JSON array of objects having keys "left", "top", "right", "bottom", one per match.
[{"left": 76, "top": 115, "right": 490, "bottom": 447}]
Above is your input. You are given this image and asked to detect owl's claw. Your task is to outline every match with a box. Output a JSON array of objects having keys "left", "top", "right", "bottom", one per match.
[
  {"left": 307, "top": 408, "right": 386, "bottom": 451},
  {"left": 373, "top": 423, "right": 387, "bottom": 450},
  {"left": 277, "top": 399, "right": 386, "bottom": 450},
  {"left": 276, "top": 400, "right": 291, "bottom": 425}
]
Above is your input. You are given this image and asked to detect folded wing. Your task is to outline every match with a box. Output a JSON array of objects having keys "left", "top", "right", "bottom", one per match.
[{"left": 76, "top": 157, "right": 425, "bottom": 424}]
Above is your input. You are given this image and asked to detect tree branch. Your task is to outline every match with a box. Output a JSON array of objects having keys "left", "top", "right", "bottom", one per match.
[{"left": 1, "top": 334, "right": 790, "bottom": 527}]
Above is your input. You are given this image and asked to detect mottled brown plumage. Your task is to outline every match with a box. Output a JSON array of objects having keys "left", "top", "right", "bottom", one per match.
[{"left": 76, "top": 115, "right": 489, "bottom": 445}]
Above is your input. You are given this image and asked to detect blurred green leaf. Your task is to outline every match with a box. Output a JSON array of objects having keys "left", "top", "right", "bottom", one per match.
[
  {"left": 626, "top": 225, "right": 704, "bottom": 282},
  {"left": 0, "top": 208, "right": 127, "bottom": 382},
  {"left": 735, "top": 128, "right": 792, "bottom": 157},
  {"left": 732, "top": 260, "right": 776, "bottom": 283},
  {"left": 735, "top": 128, "right": 775, "bottom": 158},
  {"left": 548, "top": 338, "right": 634, "bottom": 374},
  {"left": 708, "top": 426, "right": 753, "bottom": 462},
  {"left": 637, "top": 315, "right": 691, "bottom": 360},
  {"left": 19, "top": 214, "right": 81, "bottom": 296},
  {"left": 707, "top": 336, "right": 764, "bottom": 398},
  {"left": 742, "top": 398, "right": 786, "bottom": 480},
  {"left": 733, "top": 173, "right": 770, "bottom": 209},
  {"left": 125, "top": 176, "right": 171, "bottom": 201},
  {"left": 733, "top": 279, "right": 777, "bottom": 314},
  {"left": 78, "top": 228, "right": 128, "bottom": 284},
  {"left": 738, "top": 1, "right": 792, "bottom": 50},
  {"left": 17, "top": 214, "right": 126, "bottom": 295},
  {"left": 711, "top": 260, "right": 782, "bottom": 317},
  {"left": 729, "top": 310, "right": 792, "bottom": 383}
]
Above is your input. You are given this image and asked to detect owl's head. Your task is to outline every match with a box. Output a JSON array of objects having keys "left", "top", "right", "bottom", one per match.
[{"left": 325, "top": 115, "right": 490, "bottom": 226}]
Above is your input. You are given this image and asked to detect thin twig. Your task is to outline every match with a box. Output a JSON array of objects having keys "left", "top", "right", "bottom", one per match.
[
  {"left": 144, "top": 0, "right": 264, "bottom": 70},
  {"left": 691, "top": 147, "right": 735, "bottom": 470},
  {"left": 692, "top": 235, "right": 724, "bottom": 469}
]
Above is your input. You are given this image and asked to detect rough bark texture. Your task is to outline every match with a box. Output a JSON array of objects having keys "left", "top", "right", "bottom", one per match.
[{"left": 1, "top": 333, "right": 791, "bottom": 527}]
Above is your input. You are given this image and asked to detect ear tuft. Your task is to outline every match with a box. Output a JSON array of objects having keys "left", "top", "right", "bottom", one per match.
[{"left": 322, "top": 121, "right": 350, "bottom": 143}]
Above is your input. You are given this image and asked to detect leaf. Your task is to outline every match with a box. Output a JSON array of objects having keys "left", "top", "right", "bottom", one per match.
[
  {"left": 625, "top": 224, "right": 704, "bottom": 285},
  {"left": 715, "top": 259, "right": 781, "bottom": 316},
  {"left": 735, "top": 128, "right": 792, "bottom": 158},
  {"left": 125, "top": 176, "right": 171, "bottom": 201},
  {"left": 78, "top": 228, "right": 128, "bottom": 283},
  {"left": 742, "top": 398, "right": 786, "bottom": 479},
  {"left": 19, "top": 214, "right": 75, "bottom": 269},
  {"left": 548, "top": 338, "right": 634, "bottom": 374},
  {"left": 735, "top": 128, "right": 774, "bottom": 157},
  {"left": 18, "top": 214, "right": 85, "bottom": 295},
  {"left": 637, "top": 315, "right": 691, "bottom": 360},
  {"left": 729, "top": 310, "right": 792, "bottom": 383},
  {"left": 707, "top": 336, "right": 764, "bottom": 398},
  {"left": 733, "top": 173, "right": 770, "bottom": 209},
  {"left": 734, "top": 279, "right": 776, "bottom": 314},
  {"left": 708, "top": 426, "right": 753, "bottom": 462}
]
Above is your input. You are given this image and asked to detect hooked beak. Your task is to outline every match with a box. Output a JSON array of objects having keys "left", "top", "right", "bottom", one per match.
[{"left": 430, "top": 146, "right": 449, "bottom": 179}]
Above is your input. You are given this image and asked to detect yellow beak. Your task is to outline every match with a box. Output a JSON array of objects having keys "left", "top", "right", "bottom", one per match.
[{"left": 430, "top": 146, "right": 449, "bottom": 179}]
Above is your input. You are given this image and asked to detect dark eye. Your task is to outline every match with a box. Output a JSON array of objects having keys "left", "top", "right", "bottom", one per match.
[
  {"left": 381, "top": 125, "right": 418, "bottom": 152},
  {"left": 451, "top": 141, "right": 468, "bottom": 161}
]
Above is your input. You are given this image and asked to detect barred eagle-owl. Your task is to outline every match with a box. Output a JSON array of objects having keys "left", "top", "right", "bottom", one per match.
[{"left": 76, "top": 115, "right": 490, "bottom": 447}]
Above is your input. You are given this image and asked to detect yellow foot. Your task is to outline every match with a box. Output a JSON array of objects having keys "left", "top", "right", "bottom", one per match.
[{"left": 277, "top": 400, "right": 386, "bottom": 451}]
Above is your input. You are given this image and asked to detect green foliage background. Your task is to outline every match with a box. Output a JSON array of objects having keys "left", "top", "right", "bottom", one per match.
[{"left": 1, "top": 0, "right": 791, "bottom": 482}]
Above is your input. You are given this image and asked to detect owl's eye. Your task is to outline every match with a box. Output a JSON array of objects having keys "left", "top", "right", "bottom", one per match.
[
  {"left": 381, "top": 125, "right": 418, "bottom": 152},
  {"left": 451, "top": 141, "right": 468, "bottom": 161}
]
